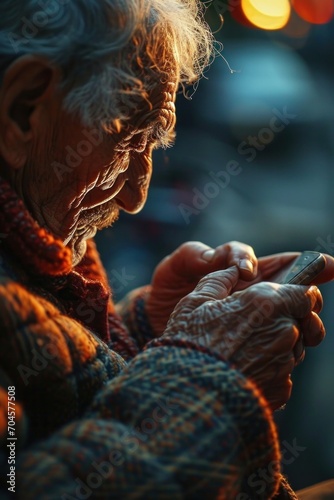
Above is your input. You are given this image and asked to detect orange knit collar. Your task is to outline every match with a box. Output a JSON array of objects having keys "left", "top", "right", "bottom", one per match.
[
  {"left": 0, "top": 175, "right": 114, "bottom": 343},
  {"left": 0, "top": 175, "right": 73, "bottom": 276}
]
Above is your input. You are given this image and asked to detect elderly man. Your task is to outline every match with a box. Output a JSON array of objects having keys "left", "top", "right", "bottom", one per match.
[{"left": 0, "top": 0, "right": 333, "bottom": 498}]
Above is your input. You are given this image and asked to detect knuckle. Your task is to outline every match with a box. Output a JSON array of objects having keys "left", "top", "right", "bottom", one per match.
[
  {"left": 228, "top": 240, "right": 255, "bottom": 256},
  {"left": 201, "top": 268, "right": 236, "bottom": 285},
  {"left": 173, "top": 241, "right": 195, "bottom": 257},
  {"left": 303, "top": 314, "right": 325, "bottom": 346},
  {"left": 196, "top": 276, "right": 222, "bottom": 294},
  {"left": 226, "top": 240, "right": 242, "bottom": 250},
  {"left": 179, "top": 240, "right": 196, "bottom": 251},
  {"left": 242, "top": 281, "right": 277, "bottom": 303},
  {"left": 288, "top": 324, "right": 300, "bottom": 349},
  {"left": 178, "top": 293, "right": 201, "bottom": 310},
  {"left": 281, "top": 285, "right": 322, "bottom": 317},
  {"left": 179, "top": 240, "right": 203, "bottom": 253},
  {"left": 272, "top": 284, "right": 312, "bottom": 317}
]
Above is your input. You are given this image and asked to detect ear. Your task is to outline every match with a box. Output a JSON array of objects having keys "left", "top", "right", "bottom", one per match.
[{"left": 0, "top": 55, "right": 61, "bottom": 169}]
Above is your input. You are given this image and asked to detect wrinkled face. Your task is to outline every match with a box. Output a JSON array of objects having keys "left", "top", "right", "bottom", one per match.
[{"left": 24, "top": 80, "right": 177, "bottom": 265}]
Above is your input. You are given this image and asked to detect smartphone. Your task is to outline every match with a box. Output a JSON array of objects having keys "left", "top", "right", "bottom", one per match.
[{"left": 276, "top": 251, "right": 326, "bottom": 285}]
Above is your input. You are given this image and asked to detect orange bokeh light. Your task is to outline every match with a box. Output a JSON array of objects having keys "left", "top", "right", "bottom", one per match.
[
  {"left": 241, "top": 0, "right": 291, "bottom": 30},
  {"left": 292, "top": 0, "right": 334, "bottom": 25},
  {"left": 230, "top": 1, "right": 255, "bottom": 28}
]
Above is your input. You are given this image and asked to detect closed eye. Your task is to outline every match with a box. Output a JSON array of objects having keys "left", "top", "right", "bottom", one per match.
[{"left": 116, "top": 120, "right": 176, "bottom": 153}]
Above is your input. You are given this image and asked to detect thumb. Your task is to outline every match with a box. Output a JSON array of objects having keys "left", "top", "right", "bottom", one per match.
[
  {"left": 184, "top": 267, "right": 240, "bottom": 310},
  {"left": 155, "top": 241, "right": 215, "bottom": 284}
]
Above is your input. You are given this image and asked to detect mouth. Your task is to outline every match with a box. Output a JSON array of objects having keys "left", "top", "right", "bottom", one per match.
[{"left": 76, "top": 177, "right": 127, "bottom": 211}]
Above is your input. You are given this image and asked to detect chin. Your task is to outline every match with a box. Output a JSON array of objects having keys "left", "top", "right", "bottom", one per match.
[{"left": 67, "top": 203, "right": 120, "bottom": 266}]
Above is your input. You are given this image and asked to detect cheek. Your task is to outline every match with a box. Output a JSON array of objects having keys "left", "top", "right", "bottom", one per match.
[
  {"left": 80, "top": 146, "right": 129, "bottom": 190},
  {"left": 128, "top": 151, "right": 152, "bottom": 188}
]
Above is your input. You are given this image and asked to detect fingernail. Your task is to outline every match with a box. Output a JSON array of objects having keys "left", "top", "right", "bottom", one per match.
[
  {"left": 202, "top": 249, "right": 215, "bottom": 262},
  {"left": 239, "top": 259, "right": 254, "bottom": 274}
]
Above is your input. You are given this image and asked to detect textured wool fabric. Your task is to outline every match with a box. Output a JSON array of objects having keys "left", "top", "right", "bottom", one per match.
[
  {"left": 16, "top": 347, "right": 283, "bottom": 499},
  {"left": 0, "top": 175, "right": 297, "bottom": 498}
]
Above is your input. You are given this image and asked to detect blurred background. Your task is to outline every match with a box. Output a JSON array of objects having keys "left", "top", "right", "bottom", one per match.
[{"left": 96, "top": 0, "right": 334, "bottom": 491}]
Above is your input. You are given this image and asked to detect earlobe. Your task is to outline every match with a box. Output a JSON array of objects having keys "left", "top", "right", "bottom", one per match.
[
  {"left": 0, "top": 124, "right": 32, "bottom": 169},
  {"left": 0, "top": 55, "right": 60, "bottom": 169}
]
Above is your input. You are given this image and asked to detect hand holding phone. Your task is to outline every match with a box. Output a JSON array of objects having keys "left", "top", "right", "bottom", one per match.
[{"left": 275, "top": 251, "right": 326, "bottom": 285}]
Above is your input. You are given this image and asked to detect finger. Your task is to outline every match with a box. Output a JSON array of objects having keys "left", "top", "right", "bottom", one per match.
[
  {"left": 260, "top": 252, "right": 334, "bottom": 286},
  {"left": 235, "top": 281, "right": 322, "bottom": 320},
  {"left": 275, "top": 284, "right": 323, "bottom": 318},
  {"left": 213, "top": 241, "right": 257, "bottom": 280},
  {"left": 293, "top": 335, "right": 305, "bottom": 365},
  {"left": 232, "top": 252, "right": 300, "bottom": 292},
  {"left": 271, "top": 323, "right": 300, "bottom": 354},
  {"left": 308, "top": 253, "right": 334, "bottom": 285},
  {"left": 268, "top": 378, "right": 293, "bottom": 411},
  {"left": 188, "top": 267, "right": 240, "bottom": 305},
  {"left": 157, "top": 241, "right": 242, "bottom": 287},
  {"left": 300, "top": 312, "right": 325, "bottom": 347},
  {"left": 162, "top": 241, "right": 216, "bottom": 282},
  {"left": 174, "top": 267, "right": 240, "bottom": 316},
  {"left": 256, "top": 252, "right": 300, "bottom": 281},
  {"left": 166, "top": 241, "right": 257, "bottom": 282}
]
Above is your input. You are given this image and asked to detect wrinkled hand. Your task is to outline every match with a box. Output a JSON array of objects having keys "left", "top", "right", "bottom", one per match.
[
  {"left": 162, "top": 266, "right": 324, "bottom": 411},
  {"left": 146, "top": 241, "right": 258, "bottom": 335},
  {"left": 233, "top": 251, "right": 334, "bottom": 292}
]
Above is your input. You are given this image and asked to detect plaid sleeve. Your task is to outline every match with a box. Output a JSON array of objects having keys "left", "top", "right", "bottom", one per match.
[
  {"left": 16, "top": 346, "right": 292, "bottom": 499},
  {"left": 115, "top": 285, "right": 156, "bottom": 349}
]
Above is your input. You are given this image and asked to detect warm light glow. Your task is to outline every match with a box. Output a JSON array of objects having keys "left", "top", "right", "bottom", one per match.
[
  {"left": 292, "top": 0, "right": 334, "bottom": 25},
  {"left": 282, "top": 10, "right": 311, "bottom": 40},
  {"left": 241, "top": 0, "right": 291, "bottom": 30},
  {"left": 230, "top": 1, "right": 254, "bottom": 28}
]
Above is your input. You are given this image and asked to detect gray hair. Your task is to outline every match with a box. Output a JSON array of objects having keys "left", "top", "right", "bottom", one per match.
[{"left": 0, "top": 0, "right": 213, "bottom": 132}]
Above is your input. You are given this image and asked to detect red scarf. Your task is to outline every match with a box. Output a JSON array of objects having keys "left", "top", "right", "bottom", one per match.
[{"left": 0, "top": 175, "right": 116, "bottom": 344}]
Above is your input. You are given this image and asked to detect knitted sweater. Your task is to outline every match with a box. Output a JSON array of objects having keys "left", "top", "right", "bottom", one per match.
[{"left": 0, "top": 176, "right": 297, "bottom": 499}]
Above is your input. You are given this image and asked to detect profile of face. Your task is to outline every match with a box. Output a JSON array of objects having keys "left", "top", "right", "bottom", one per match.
[{"left": 0, "top": 56, "right": 177, "bottom": 265}]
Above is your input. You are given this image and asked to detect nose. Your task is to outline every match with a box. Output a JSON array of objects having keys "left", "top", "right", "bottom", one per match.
[{"left": 115, "top": 151, "right": 152, "bottom": 213}]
